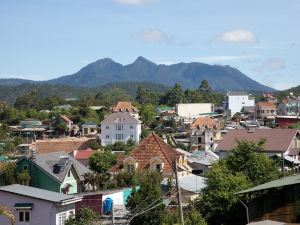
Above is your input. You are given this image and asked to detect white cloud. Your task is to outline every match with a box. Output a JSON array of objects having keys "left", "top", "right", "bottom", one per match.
[
  {"left": 114, "top": 0, "right": 155, "bottom": 5},
  {"left": 255, "top": 58, "right": 286, "bottom": 72},
  {"left": 131, "top": 28, "right": 174, "bottom": 43},
  {"left": 215, "top": 29, "right": 257, "bottom": 44}
]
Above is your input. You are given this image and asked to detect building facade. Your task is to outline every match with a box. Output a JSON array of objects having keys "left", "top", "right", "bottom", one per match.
[
  {"left": 223, "top": 91, "right": 255, "bottom": 117},
  {"left": 100, "top": 112, "right": 141, "bottom": 146},
  {"left": 176, "top": 103, "right": 214, "bottom": 118}
]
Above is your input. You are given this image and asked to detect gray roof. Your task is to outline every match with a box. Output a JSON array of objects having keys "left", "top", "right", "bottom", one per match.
[
  {"left": 228, "top": 91, "right": 249, "bottom": 96},
  {"left": 101, "top": 112, "right": 140, "bottom": 124},
  {"left": 82, "top": 122, "right": 98, "bottom": 126},
  {"left": 237, "top": 174, "right": 300, "bottom": 194},
  {"left": 0, "top": 184, "right": 82, "bottom": 203},
  {"left": 22, "top": 152, "right": 91, "bottom": 182},
  {"left": 178, "top": 174, "right": 207, "bottom": 193}
]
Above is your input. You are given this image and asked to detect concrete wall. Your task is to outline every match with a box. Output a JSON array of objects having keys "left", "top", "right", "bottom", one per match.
[
  {"left": 227, "top": 95, "right": 255, "bottom": 116},
  {"left": 176, "top": 103, "right": 214, "bottom": 118}
]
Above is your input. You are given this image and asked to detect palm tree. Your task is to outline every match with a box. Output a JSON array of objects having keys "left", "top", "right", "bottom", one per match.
[{"left": 0, "top": 206, "right": 14, "bottom": 225}]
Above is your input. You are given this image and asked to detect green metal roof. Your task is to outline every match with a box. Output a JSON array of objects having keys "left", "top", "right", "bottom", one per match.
[
  {"left": 237, "top": 174, "right": 300, "bottom": 194},
  {"left": 14, "top": 203, "right": 33, "bottom": 209}
]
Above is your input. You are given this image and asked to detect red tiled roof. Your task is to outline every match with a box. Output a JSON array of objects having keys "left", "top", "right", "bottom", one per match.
[
  {"left": 191, "top": 117, "right": 220, "bottom": 129},
  {"left": 109, "top": 133, "right": 182, "bottom": 174},
  {"left": 60, "top": 115, "right": 72, "bottom": 123},
  {"left": 111, "top": 102, "right": 139, "bottom": 113},
  {"left": 256, "top": 101, "right": 276, "bottom": 108},
  {"left": 216, "top": 129, "right": 299, "bottom": 152},
  {"left": 73, "top": 148, "right": 94, "bottom": 160}
]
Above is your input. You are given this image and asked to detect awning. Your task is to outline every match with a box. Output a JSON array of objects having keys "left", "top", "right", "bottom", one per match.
[{"left": 14, "top": 203, "right": 33, "bottom": 209}]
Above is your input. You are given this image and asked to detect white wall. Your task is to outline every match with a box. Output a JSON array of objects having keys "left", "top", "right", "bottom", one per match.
[
  {"left": 176, "top": 103, "right": 214, "bottom": 118},
  {"left": 227, "top": 95, "right": 255, "bottom": 116},
  {"left": 101, "top": 123, "right": 141, "bottom": 146}
]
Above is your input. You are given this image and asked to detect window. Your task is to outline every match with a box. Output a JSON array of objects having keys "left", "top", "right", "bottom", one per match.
[
  {"left": 116, "top": 134, "right": 123, "bottom": 140},
  {"left": 130, "top": 125, "right": 134, "bottom": 129},
  {"left": 58, "top": 212, "right": 67, "bottom": 225},
  {"left": 106, "top": 126, "right": 109, "bottom": 129},
  {"left": 23, "top": 165, "right": 28, "bottom": 170},
  {"left": 130, "top": 134, "right": 134, "bottom": 139},
  {"left": 106, "top": 135, "right": 110, "bottom": 139},
  {"left": 127, "top": 164, "right": 135, "bottom": 173},
  {"left": 156, "top": 164, "right": 162, "bottom": 172},
  {"left": 19, "top": 211, "right": 30, "bottom": 222},
  {"left": 116, "top": 125, "right": 123, "bottom": 130}
]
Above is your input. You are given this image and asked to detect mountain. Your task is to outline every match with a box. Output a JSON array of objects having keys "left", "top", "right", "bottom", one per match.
[
  {"left": 0, "top": 57, "right": 275, "bottom": 92},
  {"left": 46, "top": 56, "right": 275, "bottom": 92}
]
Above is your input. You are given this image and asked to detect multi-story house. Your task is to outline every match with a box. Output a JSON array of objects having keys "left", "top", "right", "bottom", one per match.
[
  {"left": 223, "top": 91, "right": 255, "bottom": 117},
  {"left": 256, "top": 101, "right": 277, "bottom": 119},
  {"left": 100, "top": 112, "right": 141, "bottom": 146},
  {"left": 190, "top": 117, "right": 221, "bottom": 151},
  {"left": 278, "top": 97, "right": 300, "bottom": 116},
  {"left": 176, "top": 103, "right": 214, "bottom": 119}
]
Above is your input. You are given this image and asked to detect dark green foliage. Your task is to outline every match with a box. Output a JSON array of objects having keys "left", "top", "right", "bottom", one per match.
[
  {"left": 126, "top": 171, "right": 164, "bottom": 225},
  {"left": 160, "top": 83, "right": 185, "bottom": 106},
  {"left": 88, "top": 150, "right": 117, "bottom": 174},
  {"left": 139, "top": 104, "right": 157, "bottom": 127},
  {"left": 140, "top": 129, "right": 150, "bottom": 140},
  {"left": 0, "top": 162, "right": 30, "bottom": 186},
  {"left": 64, "top": 207, "right": 99, "bottom": 225},
  {"left": 196, "top": 139, "right": 281, "bottom": 225},
  {"left": 184, "top": 207, "right": 207, "bottom": 225}
]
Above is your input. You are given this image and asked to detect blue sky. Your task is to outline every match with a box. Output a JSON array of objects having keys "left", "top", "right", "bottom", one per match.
[{"left": 0, "top": 0, "right": 299, "bottom": 90}]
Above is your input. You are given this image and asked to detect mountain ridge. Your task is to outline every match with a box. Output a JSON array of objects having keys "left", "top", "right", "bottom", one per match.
[{"left": 0, "top": 57, "right": 275, "bottom": 92}]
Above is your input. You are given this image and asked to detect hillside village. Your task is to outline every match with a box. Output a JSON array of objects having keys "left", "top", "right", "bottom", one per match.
[{"left": 0, "top": 80, "right": 300, "bottom": 225}]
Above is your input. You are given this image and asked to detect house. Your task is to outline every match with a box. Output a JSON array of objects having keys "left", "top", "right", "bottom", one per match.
[
  {"left": 223, "top": 91, "right": 255, "bottom": 117},
  {"left": 100, "top": 112, "right": 141, "bottom": 146},
  {"left": 176, "top": 103, "right": 214, "bottom": 118},
  {"left": 236, "top": 174, "right": 300, "bottom": 223},
  {"left": 57, "top": 115, "right": 73, "bottom": 131},
  {"left": 16, "top": 143, "right": 34, "bottom": 156},
  {"left": 190, "top": 117, "right": 221, "bottom": 151},
  {"left": 9, "top": 119, "right": 46, "bottom": 140},
  {"left": 111, "top": 101, "right": 139, "bottom": 118},
  {"left": 70, "top": 148, "right": 94, "bottom": 167},
  {"left": 216, "top": 129, "right": 300, "bottom": 158},
  {"left": 81, "top": 122, "right": 98, "bottom": 136},
  {"left": 16, "top": 151, "right": 91, "bottom": 194},
  {"left": 277, "top": 97, "right": 300, "bottom": 116},
  {"left": 0, "top": 184, "right": 82, "bottom": 225},
  {"left": 256, "top": 102, "right": 277, "bottom": 119},
  {"left": 109, "top": 133, "right": 192, "bottom": 177},
  {"left": 276, "top": 115, "right": 300, "bottom": 128}
]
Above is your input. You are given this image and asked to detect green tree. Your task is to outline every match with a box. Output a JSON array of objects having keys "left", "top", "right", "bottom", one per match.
[
  {"left": 126, "top": 171, "right": 164, "bottom": 225},
  {"left": 184, "top": 207, "right": 207, "bottom": 225},
  {"left": 140, "top": 104, "right": 156, "bottom": 127},
  {"left": 140, "top": 129, "right": 150, "bottom": 140},
  {"left": 196, "top": 162, "right": 250, "bottom": 225},
  {"left": 17, "top": 170, "right": 30, "bottom": 186},
  {"left": 64, "top": 207, "right": 99, "bottom": 225},
  {"left": 89, "top": 150, "right": 117, "bottom": 174},
  {"left": 184, "top": 89, "right": 203, "bottom": 103},
  {"left": 199, "top": 80, "right": 213, "bottom": 103},
  {"left": 160, "top": 83, "right": 185, "bottom": 106},
  {"left": 1, "top": 162, "right": 17, "bottom": 185},
  {"left": 226, "top": 139, "right": 280, "bottom": 185}
]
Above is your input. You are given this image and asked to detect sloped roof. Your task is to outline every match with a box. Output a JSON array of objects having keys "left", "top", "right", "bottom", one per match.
[
  {"left": 191, "top": 117, "right": 220, "bottom": 129},
  {"left": 19, "top": 152, "right": 91, "bottom": 182},
  {"left": 110, "top": 133, "right": 182, "bottom": 173},
  {"left": 248, "top": 220, "right": 286, "bottom": 225},
  {"left": 216, "top": 129, "right": 299, "bottom": 152},
  {"left": 72, "top": 148, "right": 94, "bottom": 160},
  {"left": 101, "top": 112, "right": 140, "bottom": 124},
  {"left": 112, "top": 101, "right": 139, "bottom": 113},
  {"left": 237, "top": 174, "right": 300, "bottom": 194},
  {"left": 0, "top": 184, "right": 81, "bottom": 203},
  {"left": 60, "top": 115, "right": 72, "bottom": 123},
  {"left": 256, "top": 101, "right": 276, "bottom": 108}
]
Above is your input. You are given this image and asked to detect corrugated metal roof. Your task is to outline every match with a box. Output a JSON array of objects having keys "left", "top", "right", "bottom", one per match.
[
  {"left": 0, "top": 184, "right": 81, "bottom": 203},
  {"left": 237, "top": 174, "right": 300, "bottom": 194}
]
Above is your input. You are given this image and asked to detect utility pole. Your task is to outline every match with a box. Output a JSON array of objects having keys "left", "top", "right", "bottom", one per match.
[
  {"left": 281, "top": 151, "right": 285, "bottom": 176},
  {"left": 174, "top": 159, "right": 184, "bottom": 225}
]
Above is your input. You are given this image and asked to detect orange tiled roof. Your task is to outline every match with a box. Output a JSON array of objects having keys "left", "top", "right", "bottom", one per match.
[
  {"left": 256, "top": 101, "right": 276, "bottom": 108},
  {"left": 112, "top": 102, "right": 139, "bottom": 113},
  {"left": 191, "top": 117, "right": 220, "bottom": 129},
  {"left": 109, "top": 133, "right": 182, "bottom": 174}
]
